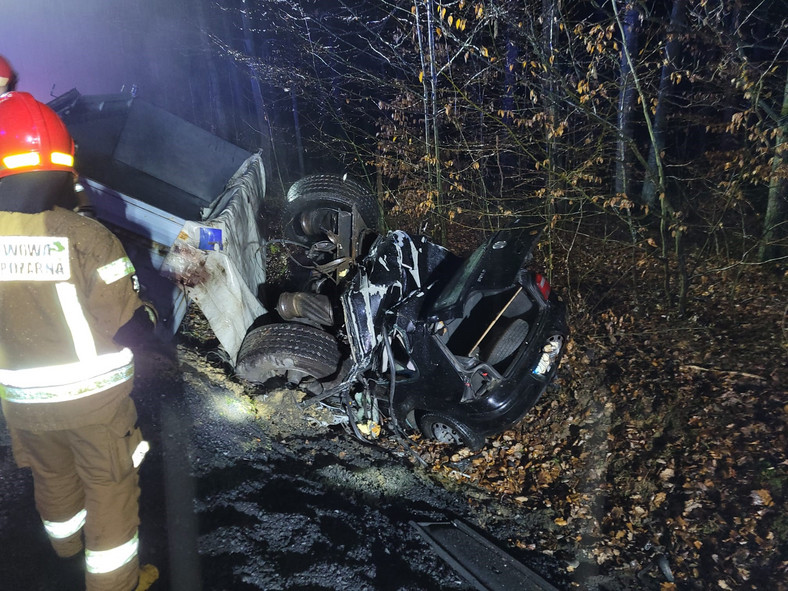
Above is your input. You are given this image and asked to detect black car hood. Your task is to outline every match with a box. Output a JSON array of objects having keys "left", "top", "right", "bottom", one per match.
[{"left": 427, "top": 217, "right": 543, "bottom": 320}]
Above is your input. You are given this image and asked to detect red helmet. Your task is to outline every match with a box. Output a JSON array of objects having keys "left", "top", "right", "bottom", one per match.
[
  {"left": 0, "top": 92, "right": 75, "bottom": 179},
  {"left": 0, "top": 55, "right": 13, "bottom": 88}
]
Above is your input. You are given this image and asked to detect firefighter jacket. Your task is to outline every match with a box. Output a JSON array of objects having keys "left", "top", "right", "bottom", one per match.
[{"left": 0, "top": 206, "right": 144, "bottom": 431}]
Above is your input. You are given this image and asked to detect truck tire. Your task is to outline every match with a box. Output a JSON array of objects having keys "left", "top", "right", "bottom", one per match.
[
  {"left": 418, "top": 412, "right": 486, "bottom": 450},
  {"left": 282, "top": 174, "right": 381, "bottom": 245},
  {"left": 235, "top": 323, "right": 341, "bottom": 387}
]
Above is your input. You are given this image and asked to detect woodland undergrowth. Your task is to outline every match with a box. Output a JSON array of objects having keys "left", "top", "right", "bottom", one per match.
[{"left": 416, "top": 230, "right": 787, "bottom": 591}]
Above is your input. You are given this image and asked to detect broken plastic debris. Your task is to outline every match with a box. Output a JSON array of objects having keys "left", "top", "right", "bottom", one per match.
[{"left": 357, "top": 421, "right": 382, "bottom": 438}]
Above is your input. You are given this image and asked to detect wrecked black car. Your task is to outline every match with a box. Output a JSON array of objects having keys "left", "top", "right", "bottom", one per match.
[
  {"left": 50, "top": 91, "right": 565, "bottom": 449},
  {"left": 235, "top": 175, "right": 568, "bottom": 450}
]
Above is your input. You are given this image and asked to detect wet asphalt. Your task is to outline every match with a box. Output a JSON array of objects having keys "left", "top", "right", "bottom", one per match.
[{"left": 0, "top": 345, "right": 567, "bottom": 591}]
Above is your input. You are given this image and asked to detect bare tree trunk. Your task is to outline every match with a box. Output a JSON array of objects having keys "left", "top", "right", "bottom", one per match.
[
  {"left": 217, "top": 3, "right": 243, "bottom": 144},
  {"left": 641, "top": 0, "right": 687, "bottom": 207},
  {"left": 195, "top": 0, "right": 228, "bottom": 137},
  {"left": 613, "top": 0, "right": 673, "bottom": 302},
  {"left": 425, "top": 0, "right": 445, "bottom": 241},
  {"left": 413, "top": 0, "right": 445, "bottom": 241},
  {"left": 497, "top": 31, "right": 518, "bottom": 203},
  {"left": 541, "top": 0, "right": 562, "bottom": 277},
  {"left": 615, "top": 2, "right": 641, "bottom": 200},
  {"left": 291, "top": 88, "right": 306, "bottom": 177},
  {"left": 542, "top": 0, "right": 558, "bottom": 197},
  {"left": 502, "top": 38, "right": 516, "bottom": 126},
  {"left": 759, "top": 67, "right": 788, "bottom": 262},
  {"left": 413, "top": 2, "right": 434, "bottom": 191},
  {"left": 240, "top": 0, "right": 276, "bottom": 176}
]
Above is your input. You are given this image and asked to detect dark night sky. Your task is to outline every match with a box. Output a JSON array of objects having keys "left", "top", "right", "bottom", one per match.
[{"left": 1, "top": 0, "right": 202, "bottom": 107}]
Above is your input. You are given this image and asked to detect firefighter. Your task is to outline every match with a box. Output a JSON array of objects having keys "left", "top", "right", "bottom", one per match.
[
  {"left": 0, "top": 92, "right": 157, "bottom": 590},
  {"left": 0, "top": 55, "right": 17, "bottom": 94}
]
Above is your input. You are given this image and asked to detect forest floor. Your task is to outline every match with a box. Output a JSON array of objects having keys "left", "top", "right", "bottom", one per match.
[
  {"left": 181, "top": 227, "right": 786, "bottom": 590},
  {"left": 410, "top": 232, "right": 787, "bottom": 590}
]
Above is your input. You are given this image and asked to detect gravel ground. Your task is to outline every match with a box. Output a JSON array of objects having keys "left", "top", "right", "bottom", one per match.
[{"left": 0, "top": 344, "right": 568, "bottom": 591}]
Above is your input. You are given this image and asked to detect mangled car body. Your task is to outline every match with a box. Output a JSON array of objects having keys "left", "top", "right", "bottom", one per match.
[
  {"left": 234, "top": 176, "right": 569, "bottom": 449},
  {"left": 54, "top": 92, "right": 567, "bottom": 449}
]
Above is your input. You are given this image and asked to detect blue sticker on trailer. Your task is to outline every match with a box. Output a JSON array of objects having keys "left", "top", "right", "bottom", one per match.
[{"left": 199, "top": 227, "right": 223, "bottom": 251}]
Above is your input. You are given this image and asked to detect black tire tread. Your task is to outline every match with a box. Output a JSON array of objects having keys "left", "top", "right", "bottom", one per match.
[
  {"left": 236, "top": 323, "right": 340, "bottom": 384},
  {"left": 481, "top": 318, "right": 529, "bottom": 365},
  {"left": 282, "top": 174, "right": 381, "bottom": 243}
]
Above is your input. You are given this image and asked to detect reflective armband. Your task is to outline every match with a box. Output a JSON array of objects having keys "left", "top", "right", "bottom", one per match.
[{"left": 97, "top": 256, "right": 135, "bottom": 284}]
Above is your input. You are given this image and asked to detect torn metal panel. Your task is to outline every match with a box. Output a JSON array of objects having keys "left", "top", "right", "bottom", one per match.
[
  {"left": 161, "top": 153, "right": 267, "bottom": 362},
  {"left": 53, "top": 90, "right": 259, "bottom": 342},
  {"left": 411, "top": 520, "right": 560, "bottom": 591},
  {"left": 341, "top": 230, "right": 456, "bottom": 366},
  {"left": 341, "top": 231, "right": 417, "bottom": 367},
  {"left": 80, "top": 179, "right": 188, "bottom": 336}
]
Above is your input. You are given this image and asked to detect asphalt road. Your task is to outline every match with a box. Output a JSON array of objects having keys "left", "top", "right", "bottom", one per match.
[{"left": 0, "top": 345, "right": 567, "bottom": 591}]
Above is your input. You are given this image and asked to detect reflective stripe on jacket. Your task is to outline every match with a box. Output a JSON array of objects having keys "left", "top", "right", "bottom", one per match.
[{"left": 0, "top": 349, "right": 134, "bottom": 403}]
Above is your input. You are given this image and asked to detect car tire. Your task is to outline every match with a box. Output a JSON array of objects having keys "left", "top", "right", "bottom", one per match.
[
  {"left": 481, "top": 318, "right": 529, "bottom": 365},
  {"left": 418, "top": 412, "right": 486, "bottom": 450},
  {"left": 281, "top": 174, "right": 381, "bottom": 244},
  {"left": 235, "top": 323, "right": 341, "bottom": 387}
]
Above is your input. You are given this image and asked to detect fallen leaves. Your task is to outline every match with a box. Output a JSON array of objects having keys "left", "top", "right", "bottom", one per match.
[
  {"left": 413, "top": 236, "right": 786, "bottom": 590},
  {"left": 652, "top": 492, "right": 667, "bottom": 508},
  {"left": 750, "top": 489, "right": 774, "bottom": 507}
]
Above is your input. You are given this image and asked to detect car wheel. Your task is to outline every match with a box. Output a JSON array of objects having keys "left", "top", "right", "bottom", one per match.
[
  {"left": 235, "top": 323, "right": 341, "bottom": 388},
  {"left": 418, "top": 412, "right": 485, "bottom": 450},
  {"left": 281, "top": 174, "right": 381, "bottom": 245}
]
